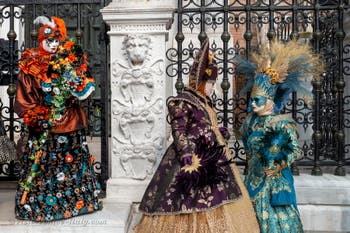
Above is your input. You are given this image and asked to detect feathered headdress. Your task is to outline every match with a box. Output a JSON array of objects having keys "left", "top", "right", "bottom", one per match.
[
  {"left": 188, "top": 38, "right": 218, "bottom": 90},
  {"left": 34, "top": 16, "right": 67, "bottom": 43},
  {"left": 236, "top": 40, "right": 323, "bottom": 112}
]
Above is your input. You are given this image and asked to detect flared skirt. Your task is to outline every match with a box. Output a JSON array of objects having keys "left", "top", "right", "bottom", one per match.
[{"left": 15, "top": 129, "right": 101, "bottom": 222}]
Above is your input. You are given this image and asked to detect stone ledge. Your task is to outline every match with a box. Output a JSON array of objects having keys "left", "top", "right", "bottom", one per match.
[
  {"left": 294, "top": 173, "right": 350, "bottom": 205},
  {"left": 299, "top": 204, "right": 350, "bottom": 232}
]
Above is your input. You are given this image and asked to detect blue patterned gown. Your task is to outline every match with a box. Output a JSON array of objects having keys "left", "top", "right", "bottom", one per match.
[{"left": 242, "top": 113, "right": 304, "bottom": 233}]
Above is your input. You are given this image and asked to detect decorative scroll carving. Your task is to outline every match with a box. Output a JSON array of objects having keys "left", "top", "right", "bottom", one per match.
[{"left": 111, "top": 34, "right": 165, "bottom": 179}]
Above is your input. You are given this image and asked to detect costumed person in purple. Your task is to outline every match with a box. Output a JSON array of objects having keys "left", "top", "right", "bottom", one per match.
[
  {"left": 237, "top": 40, "right": 323, "bottom": 233},
  {"left": 134, "top": 38, "right": 259, "bottom": 233},
  {"left": 14, "top": 15, "right": 101, "bottom": 221}
]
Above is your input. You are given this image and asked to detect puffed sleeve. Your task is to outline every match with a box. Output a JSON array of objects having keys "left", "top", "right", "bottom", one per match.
[
  {"left": 167, "top": 99, "right": 195, "bottom": 160},
  {"left": 283, "top": 122, "right": 301, "bottom": 167},
  {"left": 14, "top": 72, "right": 41, "bottom": 117},
  {"left": 267, "top": 116, "right": 302, "bottom": 168}
]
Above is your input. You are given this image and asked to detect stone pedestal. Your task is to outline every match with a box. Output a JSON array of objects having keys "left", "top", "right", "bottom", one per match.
[{"left": 101, "top": 0, "right": 175, "bottom": 203}]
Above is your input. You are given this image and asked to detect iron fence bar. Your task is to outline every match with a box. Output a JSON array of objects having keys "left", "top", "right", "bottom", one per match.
[
  {"left": 290, "top": 0, "right": 300, "bottom": 175},
  {"left": 334, "top": 0, "right": 346, "bottom": 176},
  {"left": 76, "top": 3, "right": 82, "bottom": 44},
  {"left": 221, "top": 0, "right": 230, "bottom": 128},
  {"left": 31, "top": 4, "right": 38, "bottom": 47},
  {"left": 54, "top": 3, "right": 58, "bottom": 15},
  {"left": 267, "top": 0, "right": 276, "bottom": 40},
  {"left": 243, "top": 0, "right": 252, "bottom": 58},
  {"left": 311, "top": 0, "right": 322, "bottom": 175},
  {"left": 7, "top": 4, "right": 16, "bottom": 142},
  {"left": 198, "top": 0, "right": 207, "bottom": 43},
  {"left": 291, "top": 92, "right": 300, "bottom": 175},
  {"left": 175, "top": 0, "right": 184, "bottom": 94},
  {"left": 6, "top": 5, "right": 17, "bottom": 178}
]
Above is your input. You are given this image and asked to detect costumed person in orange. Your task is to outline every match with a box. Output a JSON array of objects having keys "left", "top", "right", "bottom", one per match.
[
  {"left": 134, "top": 38, "right": 260, "bottom": 233},
  {"left": 14, "top": 15, "right": 101, "bottom": 221},
  {"left": 237, "top": 40, "right": 323, "bottom": 233}
]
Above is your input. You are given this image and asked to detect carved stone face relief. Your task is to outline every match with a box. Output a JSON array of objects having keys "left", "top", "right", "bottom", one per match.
[{"left": 122, "top": 34, "right": 151, "bottom": 66}]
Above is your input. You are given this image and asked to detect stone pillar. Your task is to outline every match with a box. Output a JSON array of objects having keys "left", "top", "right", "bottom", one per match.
[{"left": 101, "top": 0, "right": 175, "bottom": 203}]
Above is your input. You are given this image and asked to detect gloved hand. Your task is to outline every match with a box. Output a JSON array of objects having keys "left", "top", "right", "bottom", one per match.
[
  {"left": 182, "top": 155, "right": 192, "bottom": 166},
  {"left": 65, "top": 96, "right": 79, "bottom": 108},
  {"left": 264, "top": 163, "right": 281, "bottom": 177},
  {"left": 219, "top": 126, "right": 230, "bottom": 140}
]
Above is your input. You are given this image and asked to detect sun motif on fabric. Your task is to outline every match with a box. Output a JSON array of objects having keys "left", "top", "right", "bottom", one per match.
[{"left": 181, "top": 154, "right": 202, "bottom": 173}]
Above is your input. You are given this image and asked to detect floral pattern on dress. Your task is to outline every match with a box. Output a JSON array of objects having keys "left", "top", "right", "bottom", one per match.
[{"left": 15, "top": 129, "right": 101, "bottom": 222}]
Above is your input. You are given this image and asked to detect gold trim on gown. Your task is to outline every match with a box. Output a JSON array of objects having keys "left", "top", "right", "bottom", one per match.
[{"left": 134, "top": 163, "right": 259, "bottom": 233}]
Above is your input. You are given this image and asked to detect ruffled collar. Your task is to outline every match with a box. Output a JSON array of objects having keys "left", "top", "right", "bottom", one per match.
[{"left": 18, "top": 48, "right": 52, "bottom": 82}]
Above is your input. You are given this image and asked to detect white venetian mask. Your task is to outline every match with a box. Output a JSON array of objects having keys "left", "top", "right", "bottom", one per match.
[{"left": 42, "top": 37, "right": 59, "bottom": 53}]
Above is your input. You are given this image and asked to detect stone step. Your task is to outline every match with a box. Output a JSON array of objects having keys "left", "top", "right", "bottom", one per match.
[
  {"left": 295, "top": 173, "right": 350, "bottom": 205},
  {"left": 295, "top": 173, "right": 350, "bottom": 233},
  {"left": 1, "top": 173, "right": 349, "bottom": 233},
  {"left": 0, "top": 189, "right": 131, "bottom": 233}
]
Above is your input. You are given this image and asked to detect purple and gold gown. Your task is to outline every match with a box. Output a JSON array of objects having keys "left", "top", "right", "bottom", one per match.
[{"left": 135, "top": 87, "right": 259, "bottom": 233}]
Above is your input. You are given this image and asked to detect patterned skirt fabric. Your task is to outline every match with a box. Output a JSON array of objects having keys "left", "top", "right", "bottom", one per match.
[
  {"left": 15, "top": 129, "right": 101, "bottom": 222},
  {"left": 134, "top": 164, "right": 260, "bottom": 233},
  {"left": 252, "top": 179, "right": 303, "bottom": 233}
]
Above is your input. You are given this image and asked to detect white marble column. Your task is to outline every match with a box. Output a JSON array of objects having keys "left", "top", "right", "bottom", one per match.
[{"left": 101, "top": 0, "right": 175, "bottom": 203}]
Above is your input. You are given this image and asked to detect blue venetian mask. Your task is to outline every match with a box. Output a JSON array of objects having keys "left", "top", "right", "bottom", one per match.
[{"left": 250, "top": 95, "right": 267, "bottom": 107}]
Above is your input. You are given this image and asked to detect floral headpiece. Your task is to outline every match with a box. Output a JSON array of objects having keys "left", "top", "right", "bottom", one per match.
[
  {"left": 34, "top": 16, "right": 67, "bottom": 43},
  {"left": 236, "top": 39, "right": 323, "bottom": 112},
  {"left": 189, "top": 38, "right": 218, "bottom": 89}
]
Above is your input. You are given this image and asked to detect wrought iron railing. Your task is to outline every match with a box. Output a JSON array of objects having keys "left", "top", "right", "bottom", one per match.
[{"left": 168, "top": 0, "right": 349, "bottom": 175}]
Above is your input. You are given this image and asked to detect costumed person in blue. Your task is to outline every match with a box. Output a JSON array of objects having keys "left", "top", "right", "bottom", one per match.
[
  {"left": 134, "top": 39, "right": 260, "bottom": 233},
  {"left": 14, "top": 15, "right": 101, "bottom": 221},
  {"left": 237, "top": 40, "right": 323, "bottom": 233}
]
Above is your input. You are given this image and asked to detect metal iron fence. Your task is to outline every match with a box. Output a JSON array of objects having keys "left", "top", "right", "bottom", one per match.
[
  {"left": 0, "top": 0, "right": 110, "bottom": 194},
  {"left": 168, "top": 0, "right": 350, "bottom": 175}
]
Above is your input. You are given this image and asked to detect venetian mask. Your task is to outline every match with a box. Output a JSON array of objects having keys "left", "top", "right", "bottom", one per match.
[
  {"left": 204, "top": 82, "right": 216, "bottom": 97},
  {"left": 251, "top": 95, "right": 270, "bottom": 115},
  {"left": 42, "top": 37, "right": 59, "bottom": 53}
]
